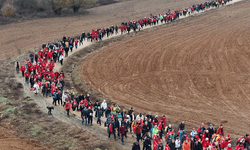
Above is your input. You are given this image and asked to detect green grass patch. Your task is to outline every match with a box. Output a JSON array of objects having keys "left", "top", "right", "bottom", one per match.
[
  {"left": 0, "top": 96, "right": 10, "bottom": 105},
  {"left": 32, "top": 125, "right": 42, "bottom": 136},
  {"left": 4, "top": 107, "right": 16, "bottom": 112}
]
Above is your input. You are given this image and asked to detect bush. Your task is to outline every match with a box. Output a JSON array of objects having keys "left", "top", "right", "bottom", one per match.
[
  {"left": 1, "top": 3, "right": 16, "bottom": 17},
  {"left": 98, "top": 0, "right": 116, "bottom": 5}
]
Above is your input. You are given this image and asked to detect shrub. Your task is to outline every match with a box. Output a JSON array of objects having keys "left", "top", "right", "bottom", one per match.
[
  {"left": 1, "top": 3, "right": 16, "bottom": 17},
  {"left": 98, "top": 0, "right": 115, "bottom": 5}
]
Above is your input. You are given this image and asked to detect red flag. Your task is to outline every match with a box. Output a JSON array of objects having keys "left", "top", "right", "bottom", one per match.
[
  {"left": 109, "top": 122, "right": 113, "bottom": 132},
  {"left": 165, "top": 144, "right": 170, "bottom": 150},
  {"left": 37, "top": 80, "right": 41, "bottom": 87},
  {"left": 30, "top": 88, "right": 34, "bottom": 91}
]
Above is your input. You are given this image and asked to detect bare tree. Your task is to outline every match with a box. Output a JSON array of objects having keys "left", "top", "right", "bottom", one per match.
[{"left": 48, "top": 0, "right": 68, "bottom": 15}]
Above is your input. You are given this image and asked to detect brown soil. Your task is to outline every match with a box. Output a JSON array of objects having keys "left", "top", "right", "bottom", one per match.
[
  {"left": 80, "top": 0, "right": 250, "bottom": 137},
  {"left": 0, "top": 0, "right": 208, "bottom": 61},
  {"left": 0, "top": 125, "right": 46, "bottom": 150}
]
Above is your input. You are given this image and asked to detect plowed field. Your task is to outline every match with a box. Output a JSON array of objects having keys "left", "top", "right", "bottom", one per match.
[
  {"left": 0, "top": 0, "right": 209, "bottom": 61},
  {"left": 81, "top": 1, "right": 250, "bottom": 137}
]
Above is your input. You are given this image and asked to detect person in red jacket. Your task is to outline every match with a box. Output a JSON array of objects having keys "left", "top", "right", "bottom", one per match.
[
  {"left": 227, "top": 143, "right": 232, "bottom": 150},
  {"left": 202, "top": 137, "right": 211, "bottom": 149},
  {"left": 160, "top": 115, "right": 167, "bottom": 126},
  {"left": 119, "top": 124, "right": 127, "bottom": 144},
  {"left": 153, "top": 116, "right": 159, "bottom": 125},
  {"left": 24, "top": 71, "right": 30, "bottom": 84},
  {"left": 197, "top": 123, "right": 205, "bottom": 133},
  {"left": 134, "top": 123, "right": 142, "bottom": 142},
  {"left": 65, "top": 101, "right": 71, "bottom": 117},
  {"left": 20, "top": 65, "right": 25, "bottom": 77},
  {"left": 216, "top": 124, "right": 225, "bottom": 136},
  {"left": 235, "top": 142, "right": 244, "bottom": 150},
  {"left": 153, "top": 133, "right": 161, "bottom": 150},
  {"left": 72, "top": 100, "right": 78, "bottom": 116}
]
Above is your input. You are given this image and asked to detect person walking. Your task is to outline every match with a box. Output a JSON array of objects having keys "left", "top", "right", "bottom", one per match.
[
  {"left": 108, "top": 119, "right": 117, "bottom": 140},
  {"left": 119, "top": 124, "right": 127, "bottom": 144},
  {"left": 33, "top": 81, "right": 39, "bottom": 96},
  {"left": 96, "top": 106, "right": 102, "bottom": 125},
  {"left": 72, "top": 100, "right": 78, "bottom": 116},
  {"left": 59, "top": 53, "right": 64, "bottom": 65},
  {"left": 87, "top": 107, "right": 93, "bottom": 125},
  {"left": 65, "top": 101, "right": 71, "bottom": 117},
  {"left": 16, "top": 61, "right": 20, "bottom": 74}
]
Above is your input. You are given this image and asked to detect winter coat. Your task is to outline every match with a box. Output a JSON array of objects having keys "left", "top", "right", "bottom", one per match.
[
  {"left": 119, "top": 126, "right": 127, "bottom": 134},
  {"left": 96, "top": 109, "right": 102, "bottom": 117},
  {"left": 101, "top": 102, "right": 107, "bottom": 110},
  {"left": 182, "top": 142, "right": 190, "bottom": 150},
  {"left": 62, "top": 93, "right": 67, "bottom": 102},
  {"left": 33, "top": 84, "right": 39, "bottom": 93}
]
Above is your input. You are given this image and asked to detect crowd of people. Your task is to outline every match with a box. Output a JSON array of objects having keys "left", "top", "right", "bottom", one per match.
[{"left": 14, "top": 0, "right": 249, "bottom": 149}]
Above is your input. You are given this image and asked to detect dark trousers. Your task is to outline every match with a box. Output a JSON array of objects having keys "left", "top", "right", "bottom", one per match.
[
  {"left": 136, "top": 133, "right": 141, "bottom": 142},
  {"left": 97, "top": 117, "right": 101, "bottom": 125},
  {"left": 53, "top": 98, "right": 57, "bottom": 105},
  {"left": 16, "top": 68, "right": 19, "bottom": 74},
  {"left": 57, "top": 99, "right": 62, "bottom": 105},
  {"left": 60, "top": 59, "right": 63, "bottom": 65},
  {"left": 22, "top": 71, "right": 24, "bottom": 77},
  {"left": 121, "top": 134, "right": 124, "bottom": 143},
  {"left": 66, "top": 109, "right": 69, "bottom": 116},
  {"left": 108, "top": 131, "right": 116, "bottom": 139},
  {"left": 25, "top": 77, "right": 29, "bottom": 84},
  {"left": 88, "top": 116, "right": 93, "bottom": 124}
]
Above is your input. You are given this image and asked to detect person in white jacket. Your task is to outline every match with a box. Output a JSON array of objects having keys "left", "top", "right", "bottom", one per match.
[
  {"left": 101, "top": 100, "right": 107, "bottom": 110},
  {"left": 62, "top": 92, "right": 67, "bottom": 106},
  {"left": 175, "top": 137, "right": 181, "bottom": 150},
  {"left": 33, "top": 82, "right": 39, "bottom": 96}
]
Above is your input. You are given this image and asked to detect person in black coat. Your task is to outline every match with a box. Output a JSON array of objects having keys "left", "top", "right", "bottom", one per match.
[
  {"left": 143, "top": 136, "right": 151, "bottom": 150},
  {"left": 169, "top": 140, "right": 175, "bottom": 150},
  {"left": 132, "top": 142, "right": 140, "bottom": 150},
  {"left": 87, "top": 107, "right": 93, "bottom": 125},
  {"left": 93, "top": 101, "right": 100, "bottom": 117},
  {"left": 79, "top": 93, "right": 84, "bottom": 101},
  {"left": 194, "top": 139, "right": 202, "bottom": 150},
  {"left": 142, "top": 122, "right": 150, "bottom": 137},
  {"left": 81, "top": 108, "right": 88, "bottom": 125}
]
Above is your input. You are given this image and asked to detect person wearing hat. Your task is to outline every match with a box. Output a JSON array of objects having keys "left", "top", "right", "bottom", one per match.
[
  {"left": 197, "top": 123, "right": 205, "bottom": 133},
  {"left": 153, "top": 125, "right": 159, "bottom": 135},
  {"left": 132, "top": 141, "right": 140, "bottom": 150},
  {"left": 207, "top": 124, "right": 214, "bottom": 140},
  {"left": 202, "top": 137, "right": 211, "bottom": 149},
  {"left": 226, "top": 143, "right": 232, "bottom": 150},
  {"left": 175, "top": 137, "right": 181, "bottom": 150},
  {"left": 143, "top": 135, "right": 152, "bottom": 150},
  {"left": 119, "top": 124, "right": 127, "bottom": 144},
  {"left": 216, "top": 124, "right": 224, "bottom": 136},
  {"left": 153, "top": 133, "right": 161, "bottom": 150}
]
